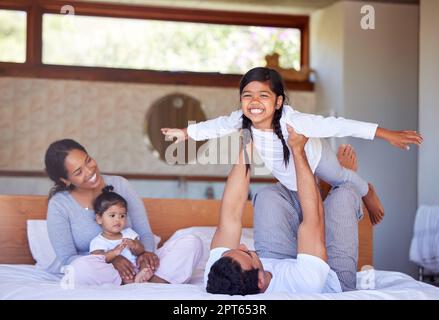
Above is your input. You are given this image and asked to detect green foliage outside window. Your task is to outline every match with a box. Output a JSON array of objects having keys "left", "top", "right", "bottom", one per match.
[
  {"left": 42, "top": 14, "right": 300, "bottom": 73},
  {"left": 0, "top": 10, "right": 26, "bottom": 63}
]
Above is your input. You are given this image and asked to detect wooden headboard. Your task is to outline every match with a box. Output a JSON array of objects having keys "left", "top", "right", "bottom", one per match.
[{"left": 0, "top": 194, "right": 372, "bottom": 270}]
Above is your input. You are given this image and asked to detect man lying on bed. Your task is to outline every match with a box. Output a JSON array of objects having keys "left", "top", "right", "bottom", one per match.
[{"left": 204, "top": 127, "right": 358, "bottom": 295}]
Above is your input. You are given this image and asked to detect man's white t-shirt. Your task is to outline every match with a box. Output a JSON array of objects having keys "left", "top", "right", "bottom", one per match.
[
  {"left": 89, "top": 227, "right": 139, "bottom": 265},
  {"left": 204, "top": 247, "right": 342, "bottom": 294}
]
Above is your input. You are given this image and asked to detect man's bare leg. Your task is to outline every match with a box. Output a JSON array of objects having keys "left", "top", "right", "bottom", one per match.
[{"left": 337, "top": 144, "right": 384, "bottom": 225}]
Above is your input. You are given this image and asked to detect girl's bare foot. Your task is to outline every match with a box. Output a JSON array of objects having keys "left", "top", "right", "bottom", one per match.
[
  {"left": 337, "top": 144, "right": 358, "bottom": 171},
  {"left": 134, "top": 267, "right": 154, "bottom": 283},
  {"left": 337, "top": 144, "right": 384, "bottom": 225},
  {"left": 362, "top": 183, "right": 385, "bottom": 225}
]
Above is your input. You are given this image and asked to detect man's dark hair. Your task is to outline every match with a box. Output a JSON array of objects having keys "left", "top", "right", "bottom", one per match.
[{"left": 206, "top": 256, "right": 260, "bottom": 295}]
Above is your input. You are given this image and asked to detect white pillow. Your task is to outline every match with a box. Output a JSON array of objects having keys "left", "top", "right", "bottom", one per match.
[
  {"left": 166, "top": 226, "right": 254, "bottom": 266},
  {"left": 26, "top": 220, "right": 161, "bottom": 271},
  {"left": 27, "top": 220, "right": 59, "bottom": 270}
]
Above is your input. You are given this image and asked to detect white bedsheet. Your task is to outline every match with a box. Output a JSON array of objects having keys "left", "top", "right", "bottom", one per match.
[
  {"left": 2, "top": 227, "right": 439, "bottom": 299},
  {"left": 1, "top": 264, "right": 439, "bottom": 300}
]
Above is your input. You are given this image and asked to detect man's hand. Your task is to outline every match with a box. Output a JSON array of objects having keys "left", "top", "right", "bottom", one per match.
[
  {"left": 161, "top": 128, "right": 188, "bottom": 144},
  {"left": 111, "top": 255, "right": 136, "bottom": 282},
  {"left": 136, "top": 251, "right": 160, "bottom": 272},
  {"left": 375, "top": 128, "right": 423, "bottom": 150},
  {"left": 287, "top": 125, "right": 309, "bottom": 153}
]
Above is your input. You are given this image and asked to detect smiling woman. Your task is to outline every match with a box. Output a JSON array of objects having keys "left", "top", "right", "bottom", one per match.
[
  {"left": 44, "top": 139, "right": 93, "bottom": 199},
  {"left": 43, "top": 138, "right": 204, "bottom": 286}
]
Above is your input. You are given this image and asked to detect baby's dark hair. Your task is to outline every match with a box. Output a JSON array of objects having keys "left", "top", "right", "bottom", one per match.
[
  {"left": 93, "top": 185, "right": 127, "bottom": 215},
  {"left": 240, "top": 67, "right": 290, "bottom": 173},
  {"left": 206, "top": 256, "right": 260, "bottom": 295}
]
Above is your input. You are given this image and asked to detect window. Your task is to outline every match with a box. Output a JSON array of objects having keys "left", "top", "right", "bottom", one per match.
[
  {"left": 43, "top": 14, "right": 301, "bottom": 73},
  {"left": 0, "top": 9, "right": 27, "bottom": 63},
  {"left": 0, "top": 1, "right": 311, "bottom": 89}
]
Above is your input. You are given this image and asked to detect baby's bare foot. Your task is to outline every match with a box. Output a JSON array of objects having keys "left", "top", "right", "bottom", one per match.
[
  {"left": 362, "top": 183, "right": 385, "bottom": 225},
  {"left": 134, "top": 267, "right": 154, "bottom": 283},
  {"left": 337, "top": 144, "right": 358, "bottom": 172}
]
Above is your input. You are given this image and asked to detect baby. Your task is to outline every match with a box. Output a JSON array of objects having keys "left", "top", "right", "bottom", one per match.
[{"left": 89, "top": 185, "right": 152, "bottom": 284}]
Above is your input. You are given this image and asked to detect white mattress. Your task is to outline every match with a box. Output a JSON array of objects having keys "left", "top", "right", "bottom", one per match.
[
  {"left": 1, "top": 263, "right": 439, "bottom": 300},
  {"left": 3, "top": 226, "right": 439, "bottom": 299}
]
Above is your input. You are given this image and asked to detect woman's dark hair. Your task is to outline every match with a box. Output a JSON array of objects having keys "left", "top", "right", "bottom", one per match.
[
  {"left": 45, "top": 139, "right": 87, "bottom": 199},
  {"left": 93, "top": 185, "right": 128, "bottom": 216},
  {"left": 239, "top": 67, "right": 290, "bottom": 173},
  {"left": 206, "top": 256, "right": 260, "bottom": 295}
]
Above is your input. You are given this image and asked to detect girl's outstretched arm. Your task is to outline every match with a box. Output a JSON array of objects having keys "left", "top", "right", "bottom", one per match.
[
  {"left": 161, "top": 109, "right": 243, "bottom": 143},
  {"left": 161, "top": 127, "right": 188, "bottom": 144},
  {"left": 374, "top": 127, "right": 423, "bottom": 150},
  {"left": 285, "top": 107, "right": 378, "bottom": 140},
  {"left": 284, "top": 106, "right": 423, "bottom": 149}
]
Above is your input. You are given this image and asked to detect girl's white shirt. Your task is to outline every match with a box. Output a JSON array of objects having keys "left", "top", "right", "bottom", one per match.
[{"left": 187, "top": 105, "right": 378, "bottom": 191}]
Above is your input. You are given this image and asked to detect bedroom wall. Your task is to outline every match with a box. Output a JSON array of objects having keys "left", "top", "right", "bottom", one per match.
[
  {"left": 418, "top": 0, "right": 439, "bottom": 206},
  {"left": 0, "top": 77, "right": 313, "bottom": 174},
  {"left": 311, "top": 1, "right": 419, "bottom": 277},
  {"left": 310, "top": 2, "right": 344, "bottom": 117},
  {"left": 0, "top": 77, "right": 314, "bottom": 197}
]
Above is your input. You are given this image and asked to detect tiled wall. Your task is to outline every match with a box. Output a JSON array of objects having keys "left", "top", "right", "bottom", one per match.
[
  {"left": 0, "top": 176, "right": 272, "bottom": 200},
  {"left": 0, "top": 77, "right": 315, "bottom": 177}
]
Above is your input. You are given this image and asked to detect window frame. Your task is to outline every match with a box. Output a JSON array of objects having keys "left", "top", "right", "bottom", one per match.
[{"left": 0, "top": 0, "right": 312, "bottom": 90}]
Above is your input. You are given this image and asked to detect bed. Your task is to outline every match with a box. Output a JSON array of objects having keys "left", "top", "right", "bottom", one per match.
[{"left": 1, "top": 194, "right": 438, "bottom": 300}]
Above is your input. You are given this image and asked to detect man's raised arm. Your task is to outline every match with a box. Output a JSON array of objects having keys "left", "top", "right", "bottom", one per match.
[
  {"left": 287, "top": 125, "right": 327, "bottom": 261},
  {"left": 210, "top": 137, "right": 251, "bottom": 249}
]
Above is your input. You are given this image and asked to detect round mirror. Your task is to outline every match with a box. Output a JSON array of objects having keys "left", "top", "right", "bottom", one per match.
[{"left": 144, "top": 93, "right": 207, "bottom": 163}]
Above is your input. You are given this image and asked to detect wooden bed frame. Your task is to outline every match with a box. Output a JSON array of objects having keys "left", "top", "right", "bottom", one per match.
[{"left": 0, "top": 192, "right": 373, "bottom": 270}]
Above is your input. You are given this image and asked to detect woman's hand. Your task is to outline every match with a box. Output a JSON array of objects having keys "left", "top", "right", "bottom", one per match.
[
  {"left": 161, "top": 128, "right": 188, "bottom": 144},
  {"left": 375, "top": 127, "right": 423, "bottom": 150},
  {"left": 286, "top": 125, "right": 309, "bottom": 153},
  {"left": 111, "top": 255, "right": 136, "bottom": 282},
  {"left": 136, "top": 251, "right": 160, "bottom": 272}
]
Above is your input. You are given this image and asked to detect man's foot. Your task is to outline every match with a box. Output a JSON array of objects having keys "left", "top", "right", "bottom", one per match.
[
  {"left": 337, "top": 144, "right": 358, "bottom": 172},
  {"left": 134, "top": 267, "right": 154, "bottom": 283},
  {"left": 362, "top": 183, "right": 385, "bottom": 225},
  {"left": 337, "top": 144, "right": 384, "bottom": 225}
]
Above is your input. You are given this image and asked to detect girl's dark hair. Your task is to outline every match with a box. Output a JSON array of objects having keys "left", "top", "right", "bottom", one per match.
[
  {"left": 93, "top": 185, "right": 128, "bottom": 216},
  {"left": 45, "top": 139, "right": 87, "bottom": 199},
  {"left": 239, "top": 67, "right": 290, "bottom": 173}
]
